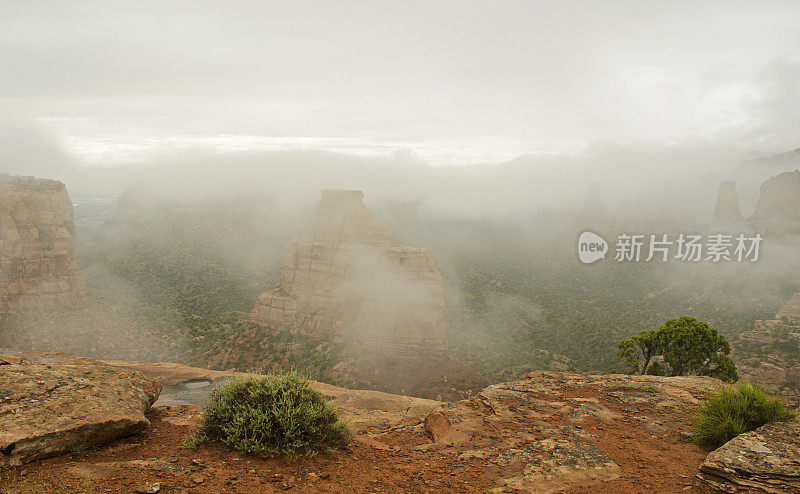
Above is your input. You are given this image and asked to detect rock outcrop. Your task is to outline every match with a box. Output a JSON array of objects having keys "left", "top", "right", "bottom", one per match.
[
  {"left": 416, "top": 371, "right": 721, "bottom": 492},
  {"left": 698, "top": 421, "right": 800, "bottom": 493},
  {"left": 250, "top": 189, "right": 448, "bottom": 354},
  {"left": 749, "top": 170, "right": 800, "bottom": 232},
  {"left": 0, "top": 355, "right": 728, "bottom": 493},
  {"left": 0, "top": 355, "right": 161, "bottom": 470},
  {"left": 736, "top": 294, "right": 800, "bottom": 406},
  {"left": 713, "top": 180, "right": 744, "bottom": 221},
  {"left": 0, "top": 174, "right": 85, "bottom": 312}
]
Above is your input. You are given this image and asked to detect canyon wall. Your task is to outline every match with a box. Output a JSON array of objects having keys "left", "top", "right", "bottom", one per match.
[
  {"left": 736, "top": 293, "right": 800, "bottom": 406},
  {"left": 749, "top": 170, "right": 800, "bottom": 232},
  {"left": 0, "top": 174, "right": 85, "bottom": 312},
  {"left": 250, "top": 189, "right": 448, "bottom": 354}
]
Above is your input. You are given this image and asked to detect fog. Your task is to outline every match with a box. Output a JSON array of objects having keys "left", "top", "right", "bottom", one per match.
[
  {"left": 3, "top": 116, "right": 794, "bottom": 221},
  {"left": 2, "top": 1, "right": 800, "bottom": 162},
  {"left": 1, "top": 2, "right": 799, "bottom": 385}
]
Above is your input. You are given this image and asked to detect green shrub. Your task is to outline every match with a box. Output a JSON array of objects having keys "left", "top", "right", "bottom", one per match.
[
  {"left": 693, "top": 382, "right": 797, "bottom": 450},
  {"left": 184, "top": 372, "right": 350, "bottom": 458}
]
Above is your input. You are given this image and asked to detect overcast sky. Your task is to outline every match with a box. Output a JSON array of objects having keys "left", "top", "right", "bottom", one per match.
[{"left": 1, "top": 0, "right": 799, "bottom": 165}]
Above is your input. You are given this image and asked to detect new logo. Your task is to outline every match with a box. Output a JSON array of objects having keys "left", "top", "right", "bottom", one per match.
[{"left": 578, "top": 231, "right": 608, "bottom": 264}]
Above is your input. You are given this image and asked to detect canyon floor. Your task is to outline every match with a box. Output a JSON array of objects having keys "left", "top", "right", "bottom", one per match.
[{"left": 0, "top": 355, "right": 723, "bottom": 493}]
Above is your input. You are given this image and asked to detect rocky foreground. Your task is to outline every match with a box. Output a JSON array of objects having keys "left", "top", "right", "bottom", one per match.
[
  {"left": 1, "top": 353, "right": 797, "bottom": 493},
  {"left": 699, "top": 421, "right": 800, "bottom": 493}
]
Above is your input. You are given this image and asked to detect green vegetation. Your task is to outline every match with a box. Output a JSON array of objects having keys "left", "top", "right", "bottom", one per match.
[
  {"left": 183, "top": 373, "right": 350, "bottom": 458},
  {"left": 694, "top": 382, "right": 797, "bottom": 450},
  {"left": 617, "top": 316, "right": 738, "bottom": 382},
  {"left": 67, "top": 199, "right": 797, "bottom": 389}
]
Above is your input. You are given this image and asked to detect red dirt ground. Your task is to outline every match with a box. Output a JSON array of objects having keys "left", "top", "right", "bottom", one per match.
[{"left": 0, "top": 383, "right": 718, "bottom": 493}]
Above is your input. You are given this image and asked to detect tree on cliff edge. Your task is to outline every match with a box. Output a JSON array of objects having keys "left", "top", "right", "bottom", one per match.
[{"left": 617, "top": 316, "right": 738, "bottom": 382}]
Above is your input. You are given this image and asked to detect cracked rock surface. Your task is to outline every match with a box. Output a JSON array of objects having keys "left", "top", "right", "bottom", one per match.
[
  {"left": 698, "top": 421, "right": 800, "bottom": 493},
  {"left": 0, "top": 355, "right": 161, "bottom": 470}
]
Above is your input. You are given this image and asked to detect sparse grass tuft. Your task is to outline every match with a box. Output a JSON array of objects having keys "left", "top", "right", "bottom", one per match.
[
  {"left": 641, "top": 386, "right": 659, "bottom": 393},
  {"left": 693, "top": 382, "right": 797, "bottom": 450},
  {"left": 181, "top": 432, "right": 207, "bottom": 450},
  {"left": 68, "top": 439, "right": 97, "bottom": 456},
  {"left": 186, "top": 372, "right": 350, "bottom": 459}
]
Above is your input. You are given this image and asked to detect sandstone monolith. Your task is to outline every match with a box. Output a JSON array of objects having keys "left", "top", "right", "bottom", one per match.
[
  {"left": 250, "top": 189, "right": 447, "bottom": 354},
  {"left": 713, "top": 180, "right": 743, "bottom": 221},
  {"left": 0, "top": 174, "right": 85, "bottom": 312}
]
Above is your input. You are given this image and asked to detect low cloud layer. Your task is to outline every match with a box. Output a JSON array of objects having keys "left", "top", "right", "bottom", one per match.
[{"left": 1, "top": 1, "right": 799, "bottom": 164}]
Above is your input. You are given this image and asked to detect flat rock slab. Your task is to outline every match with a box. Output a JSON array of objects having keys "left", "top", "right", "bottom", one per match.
[
  {"left": 101, "top": 359, "right": 442, "bottom": 434},
  {"left": 698, "top": 421, "right": 800, "bottom": 493},
  {"left": 0, "top": 357, "right": 161, "bottom": 470}
]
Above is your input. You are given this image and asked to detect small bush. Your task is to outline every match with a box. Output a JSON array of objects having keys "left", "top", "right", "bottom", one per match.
[
  {"left": 181, "top": 432, "right": 207, "bottom": 450},
  {"left": 694, "top": 382, "right": 797, "bottom": 450},
  {"left": 185, "top": 372, "right": 350, "bottom": 458}
]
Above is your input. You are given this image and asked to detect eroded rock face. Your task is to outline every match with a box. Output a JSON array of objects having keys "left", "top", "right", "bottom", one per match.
[
  {"left": 0, "top": 355, "right": 161, "bottom": 470},
  {"left": 0, "top": 174, "right": 85, "bottom": 312},
  {"left": 698, "top": 421, "right": 800, "bottom": 493},
  {"left": 736, "top": 294, "right": 800, "bottom": 406},
  {"left": 250, "top": 189, "right": 448, "bottom": 354},
  {"left": 713, "top": 180, "right": 744, "bottom": 221},
  {"left": 750, "top": 170, "right": 800, "bottom": 232}
]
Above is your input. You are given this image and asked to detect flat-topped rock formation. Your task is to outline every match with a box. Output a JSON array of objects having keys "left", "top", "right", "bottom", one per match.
[
  {"left": 713, "top": 180, "right": 744, "bottom": 221},
  {"left": 749, "top": 170, "right": 800, "bottom": 232},
  {"left": 250, "top": 189, "right": 448, "bottom": 354},
  {"left": 0, "top": 174, "right": 85, "bottom": 312}
]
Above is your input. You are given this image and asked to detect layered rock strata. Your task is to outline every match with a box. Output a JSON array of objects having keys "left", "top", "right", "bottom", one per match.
[
  {"left": 250, "top": 189, "right": 447, "bottom": 354},
  {"left": 0, "top": 174, "right": 85, "bottom": 312},
  {"left": 749, "top": 170, "right": 800, "bottom": 232},
  {"left": 698, "top": 421, "right": 800, "bottom": 493},
  {"left": 736, "top": 293, "right": 800, "bottom": 406}
]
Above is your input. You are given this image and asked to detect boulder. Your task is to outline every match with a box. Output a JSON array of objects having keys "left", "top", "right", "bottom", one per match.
[
  {"left": 0, "top": 356, "right": 161, "bottom": 470},
  {"left": 698, "top": 421, "right": 800, "bottom": 493}
]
